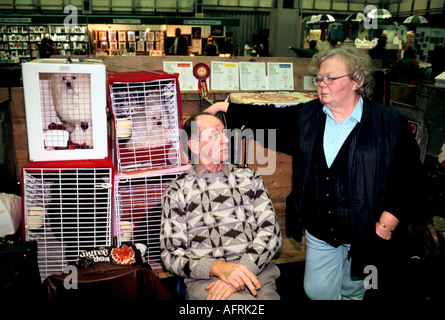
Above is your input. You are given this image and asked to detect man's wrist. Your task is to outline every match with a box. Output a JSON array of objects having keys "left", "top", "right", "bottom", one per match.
[
  {"left": 194, "top": 257, "right": 217, "bottom": 279},
  {"left": 209, "top": 260, "right": 222, "bottom": 277}
]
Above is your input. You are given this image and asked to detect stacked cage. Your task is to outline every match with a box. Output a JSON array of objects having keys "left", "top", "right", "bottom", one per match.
[
  {"left": 22, "top": 59, "right": 108, "bottom": 161},
  {"left": 108, "top": 71, "right": 183, "bottom": 172},
  {"left": 21, "top": 59, "right": 112, "bottom": 281},
  {"left": 113, "top": 166, "right": 190, "bottom": 271},
  {"left": 22, "top": 160, "right": 114, "bottom": 281},
  {"left": 108, "top": 71, "right": 190, "bottom": 271}
]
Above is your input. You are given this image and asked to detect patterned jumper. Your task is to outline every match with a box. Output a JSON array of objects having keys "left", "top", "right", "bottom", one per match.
[{"left": 160, "top": 164, "right": 282, "bottom": 280}]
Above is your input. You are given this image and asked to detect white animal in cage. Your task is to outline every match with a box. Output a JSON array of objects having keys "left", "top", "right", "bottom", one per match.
[
  {"left": 51, "top": 73, "right": 93, "bottom": 146},
  {"left": 24, "top": 166, "right": 113, "bottom": 281},
  {"left": 123, "top": 95, "right": 174, "bottom": 150},
  {"left": 61, "top": 74, "right": 77, "bottom": 95}
]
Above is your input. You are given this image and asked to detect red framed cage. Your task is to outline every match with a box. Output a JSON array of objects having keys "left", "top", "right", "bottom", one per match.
[
  {"left": 22, "top": 158, "right": 114, "bottom": 281},
  {"left": 108, "top": 71, "right": 183, "bottom": 173},
  {"left": 113, "top": 164, "right": 191, "bottom": 271}
]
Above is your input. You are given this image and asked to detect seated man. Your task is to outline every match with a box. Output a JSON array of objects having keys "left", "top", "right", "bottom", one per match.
[{"left": 160, "top": 112, "right": 282, "bottom": 300}]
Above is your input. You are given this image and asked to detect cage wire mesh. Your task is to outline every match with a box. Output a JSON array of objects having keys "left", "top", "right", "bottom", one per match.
[
  {"left": 39, "top": 72, "right": 94, "bottom": 150},
  {"left": 23, "top": 166, "right": 113, "bottom": 281},
  {"left": 114, "top": 166, "right": 190, "bottom": 270},
  {"left": 109, "top": 77, "right": 181, "bottom": 172}
]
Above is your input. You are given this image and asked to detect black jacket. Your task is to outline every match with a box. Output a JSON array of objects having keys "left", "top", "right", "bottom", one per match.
[
  {"left": 226, "top": 98, "right": 424, "bottom": 275},
  {"left": 175, "top": 36, "right": 188, "bottom": 55}
]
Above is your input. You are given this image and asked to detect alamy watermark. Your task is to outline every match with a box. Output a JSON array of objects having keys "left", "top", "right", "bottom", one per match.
[
  {"left": 181, "top": 124, "right": 277, "bottom": 176},
  {"left": 63, "top": 265, "right": 78, "bottom": 290},
  {"left": 59, "top": 4, "right": 378, "bottom": 177},
  {"left": 61, "top": 262, "right": 379, "bottom": 291},
  {"left": 363, "top": 264, "right": 378, "bottom": 290},
  {"left": 63, "top": 5, "right": 78, "bottom": 30},
  {"left": 364, "top": 5, "right": 378, "bottom": 30}
]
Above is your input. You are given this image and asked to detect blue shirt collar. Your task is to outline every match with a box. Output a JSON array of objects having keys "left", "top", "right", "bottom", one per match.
[{"left": 322, "top": 96, "right": 363, "bottom": 123}]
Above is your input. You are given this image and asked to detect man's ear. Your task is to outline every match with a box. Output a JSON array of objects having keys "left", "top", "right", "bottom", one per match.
[{"left": 188, "top": 139, "right": 200, "bottom": 155}]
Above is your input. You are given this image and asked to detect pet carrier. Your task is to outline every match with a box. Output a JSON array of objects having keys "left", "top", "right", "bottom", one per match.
[
  {"left": 22, "top": 158, "right": 113, "bottom": 281},
  {"left": 22, "top": 59, "right": 108, "bottom": 161},
  {"left": 108, "top": 71, "right": 183, "bottom": 172},
  {"left": 390, "top": 100, "right": 429, "bottom": 162},
  {"left": 114, "top": 164, "right": 191, "bottom": 271}
]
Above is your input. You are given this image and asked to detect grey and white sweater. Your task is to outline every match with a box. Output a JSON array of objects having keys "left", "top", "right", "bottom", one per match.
[{"left": 160, "top": 163, "right": 282, "bottom": 280}]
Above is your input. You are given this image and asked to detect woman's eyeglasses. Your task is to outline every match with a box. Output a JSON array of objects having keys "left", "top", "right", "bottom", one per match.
[{"left": 312, "top": 74, "right": 352, "bottom": 86}]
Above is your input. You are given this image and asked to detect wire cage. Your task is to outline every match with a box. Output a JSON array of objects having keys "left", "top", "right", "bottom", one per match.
[
  {"left": 22, "top": 59, "right": 108, "bottom": 161},
  {"left": 114, "top": 164, "right": 191, "bottom": 271},
  {"left": 390, "top": 100, "right": 429, "bottom": 162},
  {"left": 22, "top": 159, "right": 114, "bottom": 281},
  {"left": 108, "top": 71, "right": 183, "bottom": 173}
]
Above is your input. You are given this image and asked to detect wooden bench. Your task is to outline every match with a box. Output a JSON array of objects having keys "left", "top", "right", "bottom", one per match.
[{"left": 270, "top": 201, "right": 306, "bottom": 265}]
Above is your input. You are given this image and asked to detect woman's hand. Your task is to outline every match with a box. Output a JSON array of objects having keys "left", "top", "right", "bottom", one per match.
[
  {"left": 376, "top": 211, "right": 399, "bottom": 240},
  {"left": 375, "top": 221, "right": 392, "bottom": 240},
  {"left": 204, "top": 102, "right": 229, "bottom": 115}
]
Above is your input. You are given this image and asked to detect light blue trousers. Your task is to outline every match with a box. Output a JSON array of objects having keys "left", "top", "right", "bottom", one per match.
[{"left": 304, "top": 230, "right": 367, "bottom": 300}]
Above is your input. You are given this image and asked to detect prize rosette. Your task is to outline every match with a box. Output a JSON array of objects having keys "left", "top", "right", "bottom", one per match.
[
  {"left": 110, "top": 244, "right": 136, "bottom": 265},
  {"left": 193, "top": 63, "right": 210, "bottom": 96}
]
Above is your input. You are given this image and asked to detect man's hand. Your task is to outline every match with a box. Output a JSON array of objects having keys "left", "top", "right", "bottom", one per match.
[
  {"left": 209, "top": 260, "right": 260, "bottom": 296},
  {"left": 205, "top": 279, "right": 237, "bottom": 300}
]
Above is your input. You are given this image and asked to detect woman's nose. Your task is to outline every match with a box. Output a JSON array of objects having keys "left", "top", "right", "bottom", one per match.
[{"left": 318, "top": 79, "right": 328, "bottom": 88}]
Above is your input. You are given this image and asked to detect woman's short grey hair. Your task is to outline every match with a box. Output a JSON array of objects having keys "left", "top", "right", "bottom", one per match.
[{"left": 309, "top": 45, "right": 375, "bottom": 98}]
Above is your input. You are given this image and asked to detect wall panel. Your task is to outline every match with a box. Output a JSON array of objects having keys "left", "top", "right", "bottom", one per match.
[
  {"left": 313, "top": 0, "right": 331, "bottom": 10},
  {"left": 332, "top": 2, "right": 347, "bottom": 11},
  {"left": 0, "top": 0, "right": 442, "bottom": 15},
  {"left": 431, "top": 0, "right": 445, "bottom": 10},
  {"left": 400, "top": 0, "right": 413, "bottom": 13},
  {"left": 414, "top": 0, "right": 428, "bottom": 11}
]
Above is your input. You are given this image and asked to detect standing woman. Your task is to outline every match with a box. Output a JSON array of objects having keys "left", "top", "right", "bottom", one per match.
[{"left": 205, "top": 45, "right": 424, "bottom": 300}]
